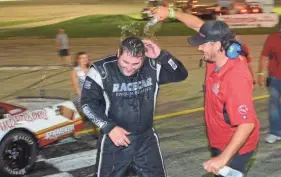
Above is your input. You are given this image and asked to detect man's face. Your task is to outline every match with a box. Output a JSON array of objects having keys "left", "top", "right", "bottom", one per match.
[
  {"left": 198, "top": 41, "right": 220, "bottom": 62},
  {"left": 118, "top": 50, "right": 144, "bottom": 77}
]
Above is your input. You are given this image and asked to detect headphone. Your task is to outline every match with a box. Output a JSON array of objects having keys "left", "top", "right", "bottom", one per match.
[{"left": 221, "top": 33, "right": 246, "bottom": 59}]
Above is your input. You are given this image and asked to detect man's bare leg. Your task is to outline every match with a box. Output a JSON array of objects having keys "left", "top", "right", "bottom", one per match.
[{"left": 64, "top": 55, "right": 72, "bottom": 65}]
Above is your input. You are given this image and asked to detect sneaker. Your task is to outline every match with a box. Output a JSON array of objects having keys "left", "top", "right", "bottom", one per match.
[{"left": 265, "top": 134, "right": 281, "bottom": 143}]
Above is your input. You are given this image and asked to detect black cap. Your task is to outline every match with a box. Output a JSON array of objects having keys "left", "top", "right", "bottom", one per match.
[{"left": 188, "top": 20, "right": 232, "bottom": 46}]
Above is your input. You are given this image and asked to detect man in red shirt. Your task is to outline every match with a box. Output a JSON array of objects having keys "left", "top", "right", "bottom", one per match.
[
  {"left": 189, "top": 21, "right": 260, "bottom": 177},
  {"left": 152, "top": 7, "right": 260, "bottom": 176},
  {"left": 258, "top": 31, "right": 281, "bottom": 144}
]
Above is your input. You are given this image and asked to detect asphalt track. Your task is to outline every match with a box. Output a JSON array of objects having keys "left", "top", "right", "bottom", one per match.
[
  {"left": 76, "top": 94, "right": 270, "bottom": 135},
  {"left": 1, "top": 1, "right": 279, "bottom": 176},
  {"left": 0, "top": 33, "right": 276, "bottom": 177},
  {"left": 23, "top": 96, "right": 281, "bottom": 177}
]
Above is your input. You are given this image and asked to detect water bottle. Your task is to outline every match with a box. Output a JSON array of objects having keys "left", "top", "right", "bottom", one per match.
[
  {"left": 145, "top": 17, "right": 160, "bottom": 29},
  {"left": 218, "top": 166, "right": 244, "bottom": 177},
  {"left": 144, "top": 17, "right": 161, "bottom": 37}
]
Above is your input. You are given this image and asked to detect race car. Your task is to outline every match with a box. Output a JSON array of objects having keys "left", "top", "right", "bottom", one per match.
[
  {"left": 174, "top": 0, "right": 198, "bottom": 13},
  {"left": 215, "top": 1, "right": 263, "bottom": 16},
  {"left": 188, "top": 4, "right": 219, "bottom": 19},
  {"left": 0, "top": 101, "right": 84, "bottom": 176},
  {"left": 239, "top": 1, "right": 263, "bottom": 14}
]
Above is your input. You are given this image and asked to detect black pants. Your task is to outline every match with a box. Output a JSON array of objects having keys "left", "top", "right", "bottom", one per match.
[
  {"left": 59, "top": 49, "right": 69, "bottom": 56},
  {"left": 211, "top": 147, "right": 254, "bottom": 177},
  {"left": 95, "top": 128, "right": 166, "bottom": 177}
]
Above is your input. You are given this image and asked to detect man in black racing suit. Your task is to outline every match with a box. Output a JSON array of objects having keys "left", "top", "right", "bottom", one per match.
[{"left": 81, "top": 36, "right": 188, "bottom": 177}]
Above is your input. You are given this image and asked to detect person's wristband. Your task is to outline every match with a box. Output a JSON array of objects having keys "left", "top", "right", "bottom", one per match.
[
  {"left": 256, "top": 72, "right": 265, "bottom": 76},
  {"left": 169, "top": 8, "right": 175, "bottom": 20}
]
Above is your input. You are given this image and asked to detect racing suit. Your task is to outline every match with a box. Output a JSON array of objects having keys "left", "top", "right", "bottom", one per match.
[{"left": 81, "top": 50, "right": 188, "bottom": 177}]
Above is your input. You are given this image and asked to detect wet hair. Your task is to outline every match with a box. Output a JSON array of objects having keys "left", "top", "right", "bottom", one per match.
[
  {"left": 119, "top": 36, "right": 145, "bottom": 58},
  {"left": 73, "top": 52, "right": 90, "bottom": 67}
]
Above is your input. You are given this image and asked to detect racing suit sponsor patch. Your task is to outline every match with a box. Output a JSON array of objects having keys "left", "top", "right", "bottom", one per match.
[
  {"left": 83, "top": 80, "right": 92, "bottom": 89},
  {"left": 82, "top": 104, "right": 107, "bottom": 128},
  {"left": 168, "top": 58, "right": 178, "bottom": 70}
]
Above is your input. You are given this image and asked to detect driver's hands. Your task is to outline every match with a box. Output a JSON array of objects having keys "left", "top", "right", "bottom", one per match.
[
  {"left": 142, "top": 39, "right": 161, "bottom": 59},
  {"left": 108, "top": 126, "right": 131, "bottom": 147}
]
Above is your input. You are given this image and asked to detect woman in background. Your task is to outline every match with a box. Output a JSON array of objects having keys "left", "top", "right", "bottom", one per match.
[
  {"left": 71, "top": 52, "right": 90, "bottom": 111},
  {"left": 71, "top": 52, "right": 90, "bottom": 139}
]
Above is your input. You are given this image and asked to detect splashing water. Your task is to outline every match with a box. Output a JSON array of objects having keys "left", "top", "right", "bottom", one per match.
[
  {"left": 143, "top": 17, "right": 162, "bottom": 40},
  {"left": 118, "top": 19, "right": 163, "bottom": 42},
  {"left": 118, "top": 22, "right": 141, "bottom": 41}
]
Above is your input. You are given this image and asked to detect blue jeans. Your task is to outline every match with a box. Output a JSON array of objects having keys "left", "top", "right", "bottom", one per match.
[{"left": 268, "top": 76, "right": 281, "bottom": 136}]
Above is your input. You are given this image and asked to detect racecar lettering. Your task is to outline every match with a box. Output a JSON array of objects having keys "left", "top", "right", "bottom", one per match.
[
  {"left": 45, "top": 124, "right": 74, "bottom": 139},
  {"left": 112, "top": 77, "right": 152, "bottom": 92},
  {"left": 13, "top": 135, "right": 34, "bottom": 145},
  {"left": 4, "top": 167, "right": 26, "bottom": 175},
  {"left": 115, "top": 87, "right": 151, "bottom": 96},
  {"left": 112, "top": 77, "right": 153, "bottom": 97},
  {"left": 0, "top": 109, "right": 48, "bottom": 131},
  {"left": 82, "top": 105, "right": 107, "bottom": 128}
]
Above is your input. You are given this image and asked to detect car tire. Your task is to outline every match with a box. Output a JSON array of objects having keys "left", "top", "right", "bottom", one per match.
[{"left": 0, "top": 131, "right": 37, "bottom": 177}]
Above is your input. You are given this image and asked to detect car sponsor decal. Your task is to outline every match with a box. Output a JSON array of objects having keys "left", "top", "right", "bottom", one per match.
[
  {"left": 36, "top": 118, "right": 84, "bottom": 147},
  {"left": 35, "top": 117, "right": 83, "bottom": 138},
  {"left": 0, "top": 109, "right": 48, "bottom": 131},
  {"left": 57, "top": 105, "right": 75, "bottom": 120},
  {"left": 45, "top": 124, "right": 74, "bottom": 140}
]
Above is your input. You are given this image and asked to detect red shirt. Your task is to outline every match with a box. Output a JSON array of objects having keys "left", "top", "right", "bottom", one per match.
[
  {"left": 261, "top": 32, "right": 281, "bottom": 80},
  {"left": 205, "top": 57, "right": 260, "bottom": 155}
]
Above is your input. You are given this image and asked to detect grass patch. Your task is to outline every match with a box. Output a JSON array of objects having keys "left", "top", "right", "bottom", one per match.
[
  {"left": 0, "top": 14, "right": 279, "bottom": 38},
  {"left": 128, "top": 13, "right": 142, "bottom": 20},
  {"left": 0, "top": 15, "right": 141, "bottom": 38},
  {"left": 0, "top": 19, "right": 49, "bottom": 27}
]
